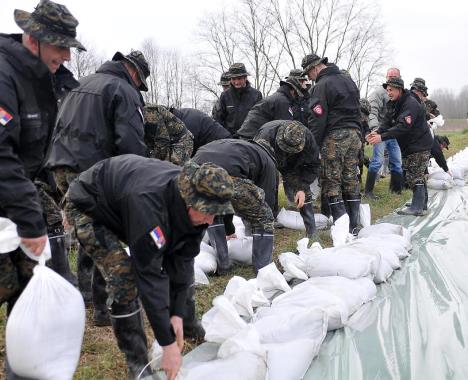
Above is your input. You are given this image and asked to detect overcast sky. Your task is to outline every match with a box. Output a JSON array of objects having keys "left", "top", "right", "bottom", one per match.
[{"left": 2, "top": 0, "right": 467, "bottom": 94}]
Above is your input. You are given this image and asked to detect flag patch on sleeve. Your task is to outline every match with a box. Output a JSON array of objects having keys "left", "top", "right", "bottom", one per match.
[
  {"left": 0, "top": 107, "right": 13, "bottom": 126},
  {"left": 313, "top": 104, "right": 323, "bottom": 115},
  {"left": 405, "top": 115, "right": 412, "bottom": 125},
  {"left": 150, "top": 226, "right": 166, "bottom": 249}
]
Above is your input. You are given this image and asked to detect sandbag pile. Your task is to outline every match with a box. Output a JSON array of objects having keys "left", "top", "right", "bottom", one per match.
[{"left": 428, "top": 146, "right": 468, "bottom": 189}]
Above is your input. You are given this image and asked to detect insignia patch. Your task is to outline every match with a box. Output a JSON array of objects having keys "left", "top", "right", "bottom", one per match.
[
  {"left": 150, "top": 226, "right": 166, "bottom": 249},
  {"left": 405, "top": 115, "right": 412, "bottom": 125},
  {"left": 313, "top": 104, "right": 323, "bottom": 115},
  {"left": 0, "top": 107, "right": 13, "bottom": 126}
]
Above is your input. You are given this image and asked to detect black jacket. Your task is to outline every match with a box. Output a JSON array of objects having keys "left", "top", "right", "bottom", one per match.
[
  {"left": 253, "top": 120, "right": 320, "bottom": 191},
  {"left": 171, "top": 108, "right": 231, "bottom": 155},
  {"left": 192, "top": 139, "right": 277, "bottom": 211},
  {"left": 431, "top": 135, "right": 449, "bottom": 172},
  {"left": 378, "top": 90, "right": 433, "bottom": 157},
  {"left": 0, "top": 34, "right": 67, "bottom": 238},
  {"left": 292, "top": 91, "right": 311, "bottom": 129},
  {"left": 213, "top": 81, "right": 263, "bottom": 135},
  {"left": 308, "top": 64, "right": 361, "bottom": 145},
  {"left": 68, "top": 155, "right": 205, "bottom": 346},
  {"left": 237, "top": 85, "right": 295, "bottom": 139},
  {"left": 46, "top": 60, "right": 146, "bottom": 173}
]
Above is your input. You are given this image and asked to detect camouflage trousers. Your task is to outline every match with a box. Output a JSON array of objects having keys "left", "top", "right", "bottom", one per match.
[
  {"left": 35, "top": 180, "right": 62, "bottom": 227},
  {"left": 148, "top": 132, "right": 194, "bottom": 166},
  {"left": 64, "top": 200, "right": 138, "bottom": 306},
  {"left": 283, "top": 176, "right": 314, "bottom": 205},
  {"left": 231, "top": 177, "right": 274, "bottom": 233},
  {"left": 52, "top": 166, "right": 79, "bottom": 196},
  {"left": 320, "top": 128, "right": 362, "bottom": 198},
  {"left": 403, "top": 150, "right": 431, "bottom": 189}
]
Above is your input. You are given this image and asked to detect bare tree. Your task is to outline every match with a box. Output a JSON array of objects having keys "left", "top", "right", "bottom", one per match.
[
  {"left": 66, "top": 36, "right": 103, "bottom": 79},
  {"left": 140, "top": 38, "right": 161, "bottom": 104}
]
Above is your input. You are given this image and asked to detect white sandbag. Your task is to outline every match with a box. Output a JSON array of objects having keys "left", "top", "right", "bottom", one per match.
[
  {"left": 227, "top": 237, "right": 252, "bottom": 264},
  {"left": 0, "top": 217, "right": 21, "bottom": 253},
  {"left": 450, "top": 166, "right": 464, "bottom": 180},
  {"left": 265, "top": 338, "right": 322, "bottom": 380},
  {"left": 6, "top": 264, "right": 85, "bottom": 380},
  {"left": 309, "top": 178, "right": 321, "bottom": 200},
  {"left": 276, "top": 208, "right": 329, "bottom": 231},
  {"left": 330, "top": 214, "right": 352, "bottom": 247},
  {"left": 256, "top": 262, "right": 291, "bottom": 299},
  {"left": 358, "top": 223, "right": 412, "bottom": 249},
  {"left": 195, "top": 249, "right": 217, "bottom": 274},
  {"left": 350, "top": 237, "right": 401, "bottom": 269},
  {"left": 194, "top": 264, "right": 210, "bottom": 286},
  {"left": 429, "top": 170, "right": 452, "bottom": 181},
  {"left": 218, "top": 326, "right": 266, "bottom": 359},
  {"left": 253, "top": 307, "right": 327, "bottom": 344},
  {"left": 454, "top": 178, "right": 465, "bottom": 187},
  {"left": 359, "top": 204, "right": 371, "bottom": 228},
  {"left": 223, "top": 276, "right": 267, "bottom": 318},
  {"left": 279, "top": 251, "right": 308, "bottom": 281},
  {"left": 344, "top": 242, "right": 393, "bottom": 283},
  {"left": 427, "top": 178, "right": 453, "bottom": 190},
  {"left": 232, "top": 216, "right": 246, "bottom": 238},
  {"left": 202, "top": 296, "right": 247, "bottom": 343}
]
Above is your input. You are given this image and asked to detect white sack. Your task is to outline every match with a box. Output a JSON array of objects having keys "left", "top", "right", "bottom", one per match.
[
  {"left": 331, "top": 214, "right": 351, "bottom": 247},
  {"left": 276, "top": 208, "right": 329, "bottom": 231},
  {"left": 217, "top": 326, "right": 266, "bottom": 359},
  {"left": 359, "top": 204, "right": 371, "bottom": 228},
  {"left": 232, "top": 216, "right": 246, "bottom": 238},
  {"left": 256, "top": 263, "right": 291, "bottom": 299},
  {"left": 0, "top": 217, "right": 21, "bottom": 253},
  {"left": 194, "top": 264, "right": 210, "bottom": 286},
  {"left": 427, "top": 178, "right": 453, "bottom": 190},
  {"left": 279, "top": 251, "right": 308, "bottom": 281},
  {"left": 429, "top": 170, "right": 453, "bottom": 181},
  {"left": 227, "top": 237, "right": 252, "bottom": 264},
  {"left": 223, "top": 276, "right": 268, "bottom": 318},
  {"left": 194, "top": 249, "right": 217, "bottom": 274},
  {"left": 358, "top": 223, "right": 412, "bottom": 249}
]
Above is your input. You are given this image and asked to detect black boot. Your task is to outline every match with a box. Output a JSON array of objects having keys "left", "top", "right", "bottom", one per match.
[
  {"left": 49, "top": 225, "right": 78, "bottom": 286},
  {"left": 389, "top": 172, "right": 403, "bottom": 194},
  {"left": 424, "top": 183, "right": 428, "bottom": 211},
  {"left": 252, "top": 229, "right": 274, "bottom": 273},
  {"left": 343, "top": 194, "right": 361, "bottom": 235},
  {"left": 320, "top": 192, "right": 331, "bottom": 218},
  {"left": 207, "top": 217, "right": 230, "bottom": 275},
  {"left": 328, "top": 196, "right": 347, "bottom": 223},
  {"left": 77, "top": 246, "right": 93, "bottom": 305},
  {"left": 299, "top": 202, "right": 317, "bottom": 238},
  {"left": 110, "top": 300, "right": 153, "bottom": 379},
  {"left": 92, "top": 267, "right": 111, "bottom": 327},
  {"left": 183, "top": 284, "right": 205, "bottom": 340},
  {"left": 397, "top": 184, "right": 425, "bottom": 216},
  {"left": 364, "top": 171, "right": 379, "bottom": 200}
]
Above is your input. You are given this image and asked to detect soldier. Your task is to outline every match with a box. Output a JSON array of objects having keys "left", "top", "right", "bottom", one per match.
[
  {"left": 213, "top": 62, "right": 263, "bottom": 136},
  {"left": 211, "top": 71, "right": 231, "bottom": 118},
  {"left": 0, "top": 0, "right": 84, "bottom": 377},
  {"left": 253, "top": 120, "right": 321, "bottom": 238},
  {"left": 143, "top": 104, "right": 194, "bottom": 165},
  {"left": 237, "top": 76, "right": 305, "bottom": 139},
  {"left": 192, "top": 139, "right": 277, "bottom": 274},
  {"left": 367, "top": 77, "right": 433, "bottom": 216},
  {"left": 431, "top": 135, "right": 451, "bottom": 175},
  {"left": 302, "top": 53, "right": 362, "bottom": 234},
  {"left": 46, "top": 49, "right": 150, "bottom": 326},
  {"left": 64, "top": 156, "right": 233, "bottom": 380},
  {"left": 169, "top": 107, "right": 231, "bottom": 155},
  {"left": 364, "top": 68, "right": 404, "bottom": 199},
  {"left": 287, "top": 69, "right": 311, "bottom": 128}
]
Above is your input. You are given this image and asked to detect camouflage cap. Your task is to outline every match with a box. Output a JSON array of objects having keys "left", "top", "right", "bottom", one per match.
[
  {"left": 411, "top": 77, "right": 426, "bottom": 87},
  {"left": 279, "top": 77, "right": 304, "bottom": 97},
  {"left": 301, "top": 53, "right": 328, "bottom": 75},
  {"left": 286, "top": 69, "right": 308, "bottom": 81},
  {"left": 218, "top": 72, "right": 231, "bottom": 86},
  {"left": 359, "top": 98, "right": 371, "bottom": 116},
  {"left": 112, "top": 50, "right": 150, "bottom": 92},
  {"left": 383, "top": 77, "right": 404, "bottom": 90},
  {"left": 437, "top": 135, "right": 450, "bottom": 150},
  {"left": 410, "top": 81, "right": 428, "bottom": 96},
  {"left": 178, "top": 161, "right": 234, "bottom": 216},
  {"left": 276, "top": 121, "right": 307, "bottom": 154},
  {"left": 228, "top": 63, "right": 249, "bottom": 78},
  {"left": 14, "top": 0, "right": 85, "bottom": 51}
]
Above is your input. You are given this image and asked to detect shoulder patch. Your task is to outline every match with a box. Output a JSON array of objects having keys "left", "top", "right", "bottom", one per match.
[
  {"left": 312, "top": 104, "right": 323, "bottom": 116},
  {"left": 150, "top": 226, "right": 166, "bottom": 249},
  {"left": 405, "top": 115, "right": 412, "bottom": 125},
  {"left": 0, "top": 107, "right": 13, "bottom": 126}
]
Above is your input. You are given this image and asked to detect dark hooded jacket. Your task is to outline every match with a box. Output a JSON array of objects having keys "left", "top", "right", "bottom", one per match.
[{"left": 46, "top": 60, "right": 146, "bottom": 173}]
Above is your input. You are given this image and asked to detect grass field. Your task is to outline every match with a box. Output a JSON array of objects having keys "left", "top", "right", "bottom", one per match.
[{"left": 1, "top": 128, "right": 468, "bottom": 379}]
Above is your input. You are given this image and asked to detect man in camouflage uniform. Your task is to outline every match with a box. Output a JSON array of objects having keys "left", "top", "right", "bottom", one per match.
[
  {"left": 143, "top": 104, "right": 194, "bottom": 165},
  {"left": 253, "top": 120, "right": 321, "bottom": 239},
  {"left": 193, "top": 139, "right": 277, "bottom": 274},
  {"left": 302, "top": 53, "right": 362, "bottom": 234},
  {"left": 0, "top": 1, "right": 84, "bottom": 378},
  {"left": 65, "top": 156, "right": 233, "bottom": 380},
  {"left": 368, "top": 77, "right": 433, "bottom": 216}
]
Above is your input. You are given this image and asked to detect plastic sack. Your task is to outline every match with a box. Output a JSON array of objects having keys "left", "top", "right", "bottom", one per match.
[
  {"left": 195, "top": 248, "right": 217, "bottom": 274},
  {"left": 227, "top": 237, "right": 252, "bottom": 264},
  {"left": 218, "top": 326, "right": 266, "bottom": 359},
  {"left": 276, "top": 208, "right": 329, "bottom": 231},
  {"left": 232, "top": 216, "right": 246, "bottom": 238},
  {"left": 344, "top": 242, "right": 393, "bottom": 283},
  {"left": 6, "top": 264, "right": 85, "bottom": 380},
  {"left": 194, "top": 264, "right": 210, "bottom": 286},
  {"left": 330, "top": 214, "right": 351, "bottom": 247},
  {"left": 224, "top": 276, "right": 269, "bottom": 318},
  {"left": 450, "top": 166, "right": 464, "bottom": 180},
  {"left": 429, "top": 170, "right": 453, "bottom": 181},
  {"left": 358, "top": 223, "right": 412, "bottom": 250},
  {"left": 256, "top": 262, "right": 291, "bottom": 299},
  {"left": 427, "top": 178, "right": 454, "bottom": 190},
  {"left": 359, "top": 204, "right": 371, "bottom": 228},
  {"left": 279, "top": 251, "right": 308, "bottom": 281},
  {"left": 0, "top": 217, "right": 21, "bottom": 253}
]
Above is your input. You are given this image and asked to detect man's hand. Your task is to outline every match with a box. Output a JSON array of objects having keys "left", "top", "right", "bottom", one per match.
[
  {"left": 448, "top": 170, "right": 453, "bottom": 177},
  {"left": 295, "top": 191, "right": 306, "bottom": 209},
  {"left": 161, "top": 342, "right": 182, "bottom": 380},
  {"left": 367, "top": 133, "right": 382, "bottom": 145},
  {"left": 20, "top": 235, "right": 47, "bottom": 256},
  {"left": 171, "top": 315, "right": 184, "bottom": 352}
]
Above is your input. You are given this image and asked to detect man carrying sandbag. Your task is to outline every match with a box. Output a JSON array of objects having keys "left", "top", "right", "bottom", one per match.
[{"left": 64, "top": 155, "right": 234, "bottom": 380}]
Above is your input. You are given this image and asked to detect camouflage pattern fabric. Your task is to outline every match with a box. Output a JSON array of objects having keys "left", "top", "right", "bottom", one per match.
[
  {"left": 52, "top": 166, "right": 78, "bottom": 196},
  {"left": 35, "top": 180, "right": 62, "bottom": 227},
  {"left": 231, "top": 177, "right": 274, "bottom": 233},
  {"left": 282, "top": 175, "right": 313, "bottom": 204},
  {"left": 64, "top": 200, "right": 138, "bottom": 306},
  {"left": 425, "top": 99, "right": 440, "bottom": 118},
  {"left": 403, "top": 150, "right": 431, "bottom": 188},
  {"left": 144, "top": 105, "right": 194, "bottom": 166},
  {"left": 320, "top": 128, "right": 362, "bottom": 197},
  {"left": 14, "top": 0, "right": 85, "bottom": 50}
]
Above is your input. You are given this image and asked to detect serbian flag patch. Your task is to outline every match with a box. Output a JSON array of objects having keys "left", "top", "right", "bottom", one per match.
[
  {"left": 404, "top": 115, "right": 412, "bottom": 125},
  {"left": 0, "top": 107, "right": 13, "bottom": 126},
  {"left": 150, "top": 226, "right": 166, "bottom": 249},
  {"left": 313, "top": 104, "right": 323, "bottom": 115}
]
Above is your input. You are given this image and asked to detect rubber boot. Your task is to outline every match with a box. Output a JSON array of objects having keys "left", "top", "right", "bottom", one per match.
[
  {"left": 110, "top": 300, "right": 154, "bottom": 380},
  {"left": 77, "top": 246, "right": 93, "bottom": 305},
  {"left": 5, "top": 358, "right": 35, "bottom": 380},
  {"left": 299, "top": 202, "right": 317, "bottom": 238},
  {"left": 343, "top": 194, "right": 361, "bottom": 235},
  {"left": 252, "top": 229, "right": 274, "bottom": 273},
  {"left": 364, "top": 171, "right": 379, "bottom": 200},
  {"left": 92, "top": 267, "right": 111, "bottom": 327},
  {"left": 207, "top": 217, "right": 230, "bottom": 275},
  {"left": 183, "top": 283, "right": 205, "bottom": 340},
  {"left": 423, "top": 183, "right": 428, "bottom": 211},
  {"left": 397, "top": 184, "right": 425, "bottom": 216},
  {"left": 328, "top": 196, "right": 347, "bottom": 223},
  {"left": 389, "top": 172, "right": 404, "bottom": 194},
  {"left": 49, "top": 227, "right": 78, "bottom": 287},
  {"left": 320, "top": 192, "right": 331, "bottom": 218}
]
